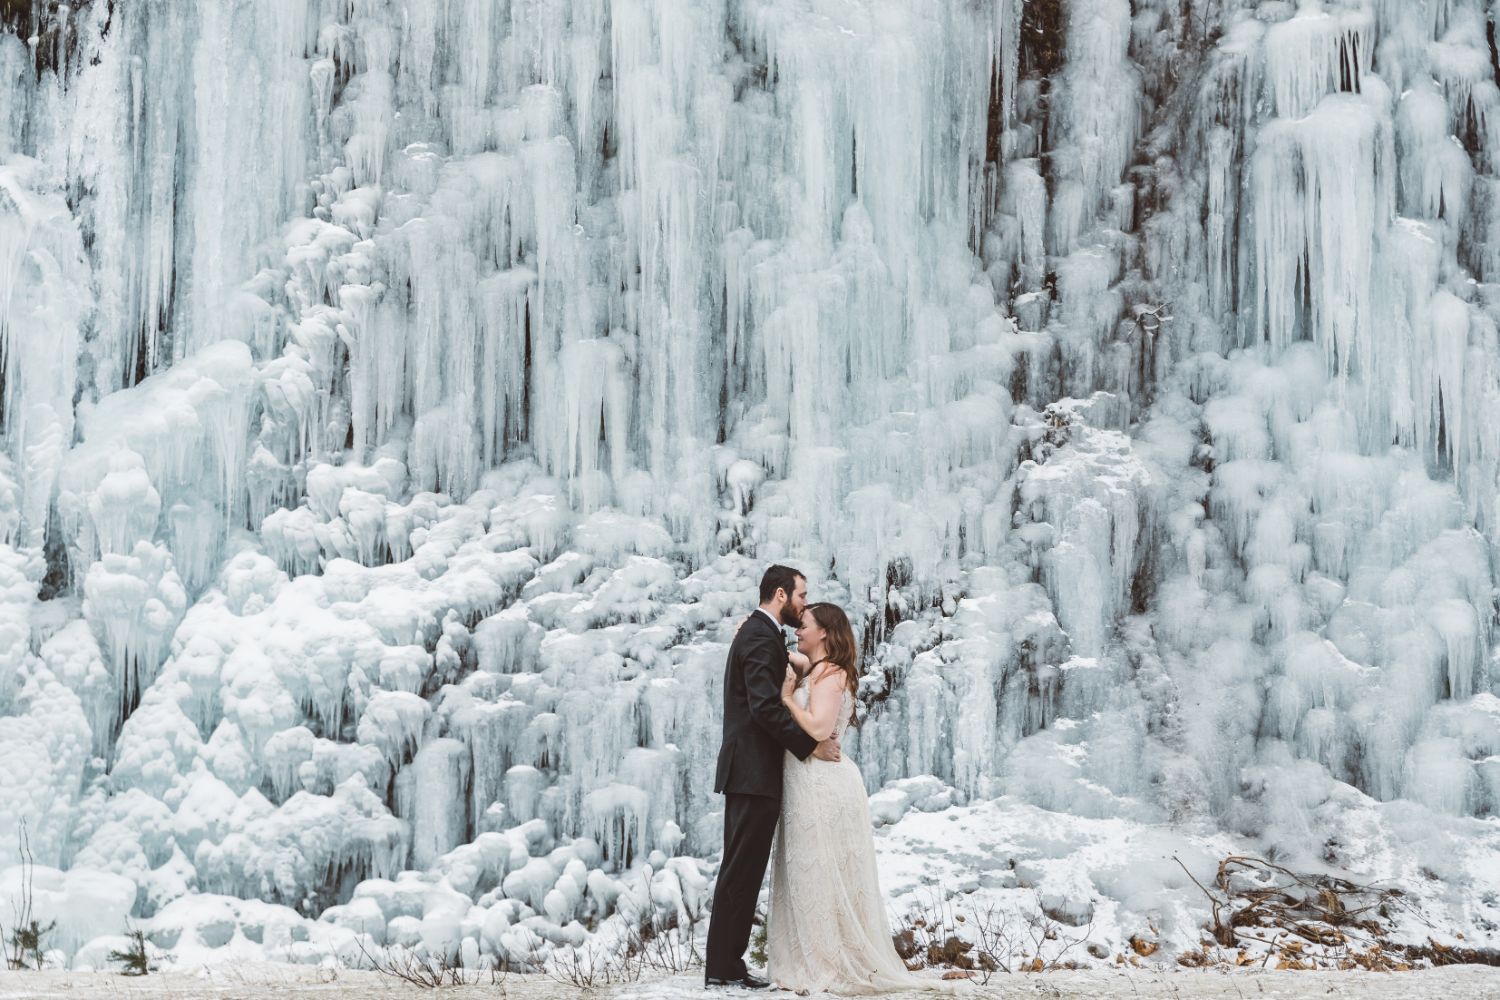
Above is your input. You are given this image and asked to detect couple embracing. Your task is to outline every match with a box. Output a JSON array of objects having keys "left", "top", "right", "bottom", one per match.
[{"left": 704, "top": 565, "right": 960, "bottom": 995}]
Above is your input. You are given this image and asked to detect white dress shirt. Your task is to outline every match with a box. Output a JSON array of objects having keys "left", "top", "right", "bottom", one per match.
[{"left": 755, "top": 607, "right": 784, "bottom": 632}]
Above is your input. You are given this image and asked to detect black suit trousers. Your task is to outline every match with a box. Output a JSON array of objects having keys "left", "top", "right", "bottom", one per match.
[{"left": 704, "top": 792, "right": 780, "bottom": 980}]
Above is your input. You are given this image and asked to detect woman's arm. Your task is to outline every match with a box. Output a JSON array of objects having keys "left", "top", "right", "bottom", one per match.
[{"left": 780, "top": 665, "right": 844, "bottom": 742}]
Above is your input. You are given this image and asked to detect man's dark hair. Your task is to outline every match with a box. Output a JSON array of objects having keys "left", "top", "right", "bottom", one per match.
[{"left": 758, "top": 564, "right": 804, "bottom": 604}]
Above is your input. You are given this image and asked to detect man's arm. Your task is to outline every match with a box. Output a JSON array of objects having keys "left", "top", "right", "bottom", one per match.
[{"left": 743, "top": 633, "right": 818, "bottom": 761}]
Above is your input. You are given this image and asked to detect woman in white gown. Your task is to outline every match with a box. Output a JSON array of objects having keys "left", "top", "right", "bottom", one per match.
[{"left": 765, "top": 602, "right": 962, "bottom": 995}]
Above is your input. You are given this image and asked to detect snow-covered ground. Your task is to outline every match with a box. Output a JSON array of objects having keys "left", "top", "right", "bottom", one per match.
[
  {"left": 877, "top": 796, "right": 1500, "bottom": 965},
  {"left": 5, "top": 966, "right": 1500, "bottom": 1000}
]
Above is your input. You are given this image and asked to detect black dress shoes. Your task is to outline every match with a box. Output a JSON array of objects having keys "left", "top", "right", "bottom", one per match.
[{"left": 705, "top": 971, "right": 771, "bottom": 989}]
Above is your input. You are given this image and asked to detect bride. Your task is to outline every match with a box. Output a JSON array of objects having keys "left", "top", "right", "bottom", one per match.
[{"left": 765, "top": 602, "right": 962, "bottom": 994}]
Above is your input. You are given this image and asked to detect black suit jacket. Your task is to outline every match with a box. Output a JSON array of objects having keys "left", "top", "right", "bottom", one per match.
[{"left": 713, "top": 610, "right": 818, "bottom": 798}]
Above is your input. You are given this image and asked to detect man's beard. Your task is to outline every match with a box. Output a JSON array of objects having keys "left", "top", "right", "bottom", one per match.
[{"left": 779, "top": 603, "right": 801, "bottom": 628}]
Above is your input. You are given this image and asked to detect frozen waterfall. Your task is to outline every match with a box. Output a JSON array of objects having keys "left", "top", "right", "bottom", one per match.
[{"left": 1, "top": 0, "right": 1499, "bottom": 971}]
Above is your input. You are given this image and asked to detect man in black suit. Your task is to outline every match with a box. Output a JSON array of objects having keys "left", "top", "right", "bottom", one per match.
[{"left": 704, "top": 564, "right": 841, "bottom": 989}]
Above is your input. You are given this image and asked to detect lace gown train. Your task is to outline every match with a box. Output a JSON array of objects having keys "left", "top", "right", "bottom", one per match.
[{"left": 766, "top": 686, "right": 959, "bottom": 995}]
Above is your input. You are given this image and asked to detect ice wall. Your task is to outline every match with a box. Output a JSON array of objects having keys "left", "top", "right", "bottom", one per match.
[{"left": 1, "top": 0, "right": 1499, "bottom": 967}]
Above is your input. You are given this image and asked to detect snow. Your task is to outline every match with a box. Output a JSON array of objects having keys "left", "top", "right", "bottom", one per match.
[
  {"left": 5, "top": 967, "right": 1500, "bottom": 999},
  {"left": 0, "top": 0, "right": 1499, "bottom": 982}
]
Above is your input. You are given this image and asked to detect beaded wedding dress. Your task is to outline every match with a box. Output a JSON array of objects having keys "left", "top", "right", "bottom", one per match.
[{"left": 766, "top": 683, "right": 960, "bottom": 994}]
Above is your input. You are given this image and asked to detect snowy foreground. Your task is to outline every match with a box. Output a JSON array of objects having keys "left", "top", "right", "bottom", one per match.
[
  {"left": 4, "top": 795, "right": 1498, "bottom": 977},
  {"left": 4, "top": 966, "right": 1500, "bottom": 1000}
]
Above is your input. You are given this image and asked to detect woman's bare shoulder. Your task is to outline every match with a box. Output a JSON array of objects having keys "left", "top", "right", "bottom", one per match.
[{"left": 810, "top": 662, "right": 844, "bottom": 685}]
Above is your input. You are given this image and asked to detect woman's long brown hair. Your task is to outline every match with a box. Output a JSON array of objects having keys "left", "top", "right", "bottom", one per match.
[{"left": 804, "top": 602, "right": 860, "bottom": 727}]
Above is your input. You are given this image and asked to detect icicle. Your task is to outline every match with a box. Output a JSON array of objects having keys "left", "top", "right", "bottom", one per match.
[
  {"left": 1248, "top": 93, "right": 1392, "bottom": 382},
  {"left": 81, "top": 541, "right": 187, "bottom": 725},
  {"left": 185, "top": 0, "right": 319, "bottom": 359},
  {"left": 357, "top": 691, "right": 433, "bottom": 769},
  {"left": 1402, "top": 737, "right": 1478, "bottom": 814},
  {"left": 476, "top": 268, "right": 534, "bottom": 466},
  {"left": 1047, "top": 0, "right": 1139, "bottom": 253},
  {"left": 1395, "top": 80, "right": 1472, "bottom": 224},
  {"left": 1004, "top": 159, "right": 1047, "bottom": 292},
  {"left": 0, "top": 159, "right": 89, "bottom": 550},
  {"left": 1261, "top": 5, "right": 1373, "bottom": 121},
  {"left": 404, "top": 738, "right": 473, "bottom": 868},
  {"left": 537, "top": 338, "right": 630, "bottom": 509},
  {"left": 582, "top": 782, "right": 649, "bottom": 867}
]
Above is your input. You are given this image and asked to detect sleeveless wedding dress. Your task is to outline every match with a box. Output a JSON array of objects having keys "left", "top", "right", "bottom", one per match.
[{"left": 766, "top": 682, "right": 961, "bottom": 994}]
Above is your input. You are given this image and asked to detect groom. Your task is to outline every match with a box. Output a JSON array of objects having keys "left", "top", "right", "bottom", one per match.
[{"left": 705, "top": 564, "right": 840, "bottom": 989}]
